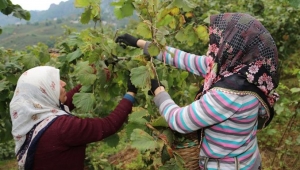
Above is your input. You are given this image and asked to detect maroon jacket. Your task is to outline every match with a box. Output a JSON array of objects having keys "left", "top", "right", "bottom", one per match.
[{"left": 32, "top": 85, "right": 133, "bottom": 170}]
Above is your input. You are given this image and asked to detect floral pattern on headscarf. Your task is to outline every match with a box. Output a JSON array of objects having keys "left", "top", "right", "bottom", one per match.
[
  {"left": 203, "top": 13, "right": 279, "bottom": 107},
  {"left": 9, "top": 66, "right": 69, "bottom": 168}
]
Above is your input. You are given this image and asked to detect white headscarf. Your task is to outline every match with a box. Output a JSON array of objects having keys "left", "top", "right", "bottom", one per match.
[{"left": 9, "top": 66, "right": 68, "bottom": 158}]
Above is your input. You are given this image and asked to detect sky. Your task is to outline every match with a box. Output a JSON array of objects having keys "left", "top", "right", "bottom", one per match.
[{"left": 11, "top": 0, "right": 69, "bottom": 11}]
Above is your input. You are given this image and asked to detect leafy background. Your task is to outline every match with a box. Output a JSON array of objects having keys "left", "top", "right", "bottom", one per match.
[{"left": 0, "top": 0, "right": 300, "bottom": 169}]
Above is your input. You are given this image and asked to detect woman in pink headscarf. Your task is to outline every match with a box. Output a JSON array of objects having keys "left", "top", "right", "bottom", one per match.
[{"left": 116, "top": 13, "right": 279, "bottom": 169}]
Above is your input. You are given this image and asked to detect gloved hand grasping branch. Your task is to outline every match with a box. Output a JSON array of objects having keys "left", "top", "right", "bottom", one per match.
[
  {"left": 127, "top": 77, "right": 138, "bottom": 94},
  {"left": 115, "top": 33, "right": 139, "bottom": 48},
  {"left": 148, "top": 79, "right": 164, "bottom": 95}
]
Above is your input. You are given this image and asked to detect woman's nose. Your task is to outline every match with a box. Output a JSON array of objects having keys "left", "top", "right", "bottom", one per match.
[{"left": 60, "top": 80, "right": 66, "bottom": 87}]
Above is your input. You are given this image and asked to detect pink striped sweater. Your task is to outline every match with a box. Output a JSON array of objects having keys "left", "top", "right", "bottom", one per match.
[{"left": 151, "top": 45, "right": 263, "bottom": 170}]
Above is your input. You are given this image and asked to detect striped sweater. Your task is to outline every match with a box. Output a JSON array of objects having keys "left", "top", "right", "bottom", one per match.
[{"left": 151, "top": 45, "right": 262, "bottom": 170}]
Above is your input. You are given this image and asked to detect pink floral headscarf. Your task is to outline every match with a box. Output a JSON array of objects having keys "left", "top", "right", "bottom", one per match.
[{"left": 203, "top": 13, "right": 279, "bottom": 107}]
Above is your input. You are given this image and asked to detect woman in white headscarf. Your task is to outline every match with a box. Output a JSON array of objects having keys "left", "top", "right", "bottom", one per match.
[{"left": 10, "top": 66, "right": 137, "bottom": 170}]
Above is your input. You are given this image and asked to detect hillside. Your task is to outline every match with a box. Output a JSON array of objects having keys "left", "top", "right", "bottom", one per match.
[
  {"left": 0, "top": 0, "right": 136, "bottom": 50},
  {"left": 0, "top": 20, "right": 93, "bottom": 50},
  {"left": 0, "top": 0, "right": 119, "bottom": 27}
]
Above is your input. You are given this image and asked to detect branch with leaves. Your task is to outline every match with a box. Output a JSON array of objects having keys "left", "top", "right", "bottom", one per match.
[{"left": 0, "top": 0, "right": 30, "bottom": 34}]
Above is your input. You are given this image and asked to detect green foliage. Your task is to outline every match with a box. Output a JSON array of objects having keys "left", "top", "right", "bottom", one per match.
[
  {"left": 75, "top": 0, "right": 102, "bottom": 24},
  {"left": 78, "top": 0, "right": 300, "bottom": 169},
  {"left": 73, "top": 93, "right": 96, "bottom": 112},
  {"left": 130, "top": 129, "right": 159, "bottom": 152},
  {"left": 150, "top": 116, "right": 169, "bottom": 128},
  {"left": 288, "top": 0, "right": 300, "bottom": 8},
  {"left": 130, "top": 66, "right": 151, "bottom": 89},
  {"left": 74, "top": 0, "right": 91, "bottom": 7},
  {"left": 0, "top": 140, "right": 14, "bottom": 160},
  {"left": 74, "top": 61, "right": 97, "bottom": 85},
  {"left": 0, "top": 0, "right": 9, "bottom": 9},
  {"left": 111, "top": 0, "right": 135, "bottom": 19},
  {"left": 0, "top": 0, "right": 30, "bottom": 20},
  {"left": 0, "top": 0, "right": 300, "bottom": 169},
  {"left": 0, "top": 48, "right": 22, "bottom": 143}
]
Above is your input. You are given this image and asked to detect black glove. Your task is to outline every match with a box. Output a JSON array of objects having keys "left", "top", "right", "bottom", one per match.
[
  {"left": 127, "top": 77, "right": 138, "bottom": 94},
  {"left": 148, "top": 79, "right": 164, "bottom": 95},
  {"left": 115, "top": 33, "right": 139, "bottom": 48}
]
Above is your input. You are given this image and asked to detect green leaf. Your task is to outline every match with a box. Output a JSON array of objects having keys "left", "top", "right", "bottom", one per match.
[
  {"left": 0, "top": 0, "right": 8, "bottom": 10},
  {"left": 102, "top": 133, "right": 120, "bottom": 147},
  {"left": 289, "top": 0, "right": 300, "bottom": 8},
  {"left": 168, "top": 17, "right": 177, "bottom": 29},
  {"left": 22, "top": 54, "right": 40, "bottom": 69},
  {"left": 12, "top": 7, "right": 30, "bottom": 20},
  {"left": 290, "top": 88, "right": 300, "bottom": 93},
  {"left": 0, "top": 27, "right": 2, "bottom": 34},
  {"left": 0, "top": 5, "right": 13, "bottom": 15},
  {"left": 266, "top": 128, "right": 277, "bottom": 135},
  {"left": 130, "top": 129, "right": 159, "bottom": 152},
  {"left": 162, "top": 129, "right": 174, "bottom": 146},
  {"left": 151, "top": 116, "right": 169, "bottom": 127},
  {"left": 98, "top": 86, "right": 111, "bottom": 101},
  {"left": 112, "top": 0, "right": 134, "bottom": 19},
  {"left": 274, "top": 104, "right": 284, "bottom": 115},
  {"left": 172, "top": 0, "right": 197, "bottom": 12},
  {"left": 120, "top": 2, "right": 134, "bottom": 17},
  {"left": 0, "top": 101, "right": 6, "bottom": 112},
  {"left": 159, "top": 158, "right": 184, "bottom": 169},
  {"left": 156, "top": 28, "right": 169, "bottom": 45},
  {"left": 148, "top": 44, "right": 160, "bottom": 57},
  {"left": 126, "top": 108, "right": 149, "bottom": 138},
  {"left": 88, "top": 50, "right": 102, "bottom": 63},
  {"left": 0, "top": 80, "right": 8, "bottom": 92},
  {"left": 110, "top": 0, "right": 123, "bottom": 6},
  {"left": 80, "top": 7, "right": 92, "bottom": 24},
  {"left": 66, "top": 49, "right": 83, "bottom": 62},
  {"left": 180, "top": 71, "right": 189, "bottom": 80},
  {"left": 136, "top": 22, "right": 152, "bottom": 39},
  {"left": 74, "top": 0, "right": 90, "bottom": 8},
  {"left": 73, "top": 93, "right": 95, "bottom": 112},
  {"left": 79, "top": 85, "right": 92, "bottom": 92},
  {"left": 204, "top": 16, "right": 210, "bottom": 24},
  {"left": 39, "top": 52, "right": 50, "bottom": 64},
  {"left": 130, "top": 66, "right": 151, "bottom": 89},
  {"left": 296, "top": 135, "right": 300, "bottom": 145},
  {"left": 113, "top": 6, "right": 123, "bottom": 19},
  {"left": 175, "top": 30, "right": 185, "bottom": 42},
  {"left": 129, "top": 109, "right": 148, "bottom": 122},
  {"left": 6, "top": 73, "right": 19, "bottom": 84},
  {"left": 74, "top": 61, "right": 97, "bottom": 85},
  {"left": 157, "top": 14, "right": 174, "bottom": 27},
  {"left": 161, "top": 145, "right": 172, "bottom": 164},
  {"left": 194, "top": 25, "right": 209, "bottom": 43},
  {"left": 126, "top": 122, "right": 147, "bottom": 138},
  {"left": 90, "top": 3, "right": 100, "bottom": 18}
]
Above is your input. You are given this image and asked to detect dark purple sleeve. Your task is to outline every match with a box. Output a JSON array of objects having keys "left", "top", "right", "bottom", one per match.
[
  {"left": 56, "top": 98, "right": 133, "bottom": 146},
  {"left": 65, "top": 84, "right": 82, "bottom": 111}
]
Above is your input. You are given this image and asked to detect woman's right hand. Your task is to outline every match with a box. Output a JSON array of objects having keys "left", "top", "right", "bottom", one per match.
[
  {"left": 115, "top": 33, "right": 147, "bottom": 49},
  {"left": 149, "top": 79, "right": 165, "bottom": 96},
  {"left": 115, "top": 33, "right": 139, "bottom": 48}
]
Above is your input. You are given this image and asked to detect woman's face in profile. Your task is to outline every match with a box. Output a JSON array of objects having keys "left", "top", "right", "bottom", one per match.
[{"left": 59, "top": 80, "right": 67, "bottom": 103}]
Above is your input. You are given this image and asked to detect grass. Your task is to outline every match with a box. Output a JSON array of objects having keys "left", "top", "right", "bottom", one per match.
[{"left": 0, "top": 159, "right": 17, "bottom": 170}]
